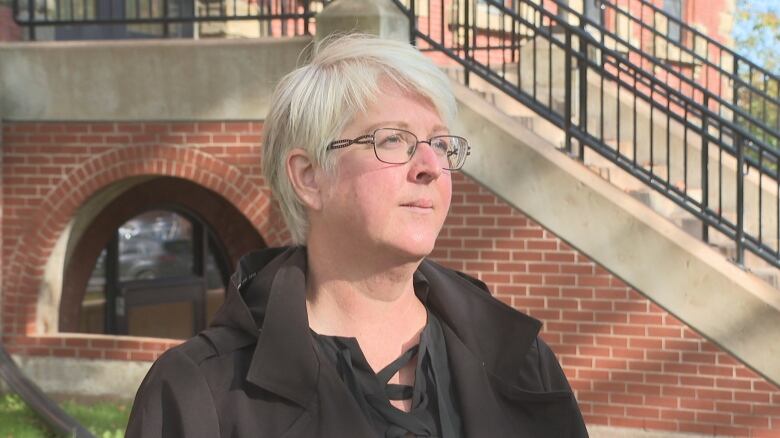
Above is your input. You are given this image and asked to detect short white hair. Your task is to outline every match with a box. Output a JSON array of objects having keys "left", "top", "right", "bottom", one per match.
[{"left": 262, "top": 33, "right": 457, "bottom": 244}]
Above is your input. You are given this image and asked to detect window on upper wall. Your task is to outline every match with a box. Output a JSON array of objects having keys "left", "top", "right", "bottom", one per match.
[
  {"left": 583, "top": 0, "right": 602, "bottom": 26},
  {"left": 663, "top": 0, "right": 683, "bottom": 42}
]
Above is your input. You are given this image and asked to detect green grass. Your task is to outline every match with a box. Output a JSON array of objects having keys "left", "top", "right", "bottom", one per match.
[{"left": 0, "top": 393, "right": 130, "bottom": 437}]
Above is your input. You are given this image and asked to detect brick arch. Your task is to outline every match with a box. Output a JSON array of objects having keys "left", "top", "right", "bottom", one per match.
[
  {"left": 3, "top": 144, "right": 287, "bottom": 337},
  {"left": 58, "top": 176, "right": 268, "bottom": 333}
]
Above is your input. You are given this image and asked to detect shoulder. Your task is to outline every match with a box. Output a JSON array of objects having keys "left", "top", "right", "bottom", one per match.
[
  {"left": 145, "top": 326, "right": 256, "bottom": 387},
  {"left": 127, "top": 329, "right": 256, "bottom": 437},
  {"left": 514, "top": 336, "right": 573, "bottom": 393}
]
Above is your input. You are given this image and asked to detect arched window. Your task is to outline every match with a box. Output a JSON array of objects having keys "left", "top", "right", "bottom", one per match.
[{"left": 80, "top": 209, "right": 230, "bottom": 339}]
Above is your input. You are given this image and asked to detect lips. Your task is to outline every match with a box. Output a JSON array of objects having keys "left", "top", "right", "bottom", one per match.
[{"left": 401, "top": 199, "right": 434, "bottom": 208}]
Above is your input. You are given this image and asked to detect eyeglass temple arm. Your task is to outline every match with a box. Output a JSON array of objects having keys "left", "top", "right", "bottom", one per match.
[{"left": 326, "top": 134, "right": 374, "bottom": 150}]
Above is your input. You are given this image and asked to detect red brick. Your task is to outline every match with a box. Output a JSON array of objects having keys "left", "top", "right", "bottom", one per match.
[
  {"left": 627, "top": 383, "right": 661, "bottom": 396},
  {"left": 629, "top": 338, "right": 663, "bottom": 349},
  {"left": 661, "top": 408, "right": 695, "bottom": 421},
  {"left": 613, "top": 325, "right": 645, "bottom": 336},
  {"left": 664, "top": 339, "right": 700, "bottom": 351},
  {"left": 592, "top": 404, "right": 625, "bottom": 415},
  {"left": 578, "top": 391, "right": 609, "bottom": 403},
  {"left": 753, "top": 404, "right": 780, "bottom": 416},
  {"left": 594, "top": 358, "right": 626, "bottom": 374},
  {"left": 130, "top": 351, "right": 156, "bottom": 361},
  {"left": 732, "top": 415, "right": 769, "bottom": 428},
  {"left": 680, "top": 376, "right": 715, "bottom": 387},
  {"left": 647, "top": 326, "right": 682, "bottom": 338},
  {"left": 78, "top": 349, "right": 103, "bottom": 359},
  {"left": 614, "top": 301, "right": 647, "bottom": 312},
  {"left": 52, "top": 348, "right": 77, "bottom": 358},
  {"left": 679, "top": 422, "right": 715, "bottom": 434},
  {"left": 594, "top": 288, "right": 628, "bottom": 299},
  {"left": 609, "top": 417, "right": 643, "bottom": 428},
  {"left": 752, "top": 429, "right": 780, "bottom": 438},
  {"left": 696, "top": 388, "right": 733, "bottom": 401},
  {"left": 582, "top": 414, "right": 609, "bottom": 425},
  {"left": 713, "top": 426, "right": 751, "bottom": 436},
  {"left": 578, "top": 276, "right": 611, "bottom": 287},
  {"left": 715, "top": 401, "right": 752, "bottom": 414},
  {"left": 611, "top": 393, "right": 643, "bottom": 405},
  {"left": 734, "top": 390, "right": 771, "bottom": 406}
]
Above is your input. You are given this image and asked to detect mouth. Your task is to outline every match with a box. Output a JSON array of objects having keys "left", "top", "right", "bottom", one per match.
[{"left": 400, "top": 200, "right": 434, "bottom": 209}]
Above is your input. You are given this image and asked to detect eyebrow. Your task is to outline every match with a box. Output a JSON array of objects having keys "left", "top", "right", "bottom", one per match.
[{"left": 364, "top": 121, "right": 450, "bottom": 136}]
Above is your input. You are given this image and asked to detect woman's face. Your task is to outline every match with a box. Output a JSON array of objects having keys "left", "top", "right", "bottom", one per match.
[{"left": 315, "top": 85, "right": 453, "bottom": 262}]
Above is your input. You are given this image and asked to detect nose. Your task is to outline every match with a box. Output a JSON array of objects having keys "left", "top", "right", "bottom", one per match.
[{"left": 407, "top": 141, "right": 443, "bottom": 184}]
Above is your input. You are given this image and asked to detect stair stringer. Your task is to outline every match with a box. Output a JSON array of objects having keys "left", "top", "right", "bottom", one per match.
[{"left": 454, "top": 80, "right": 780, "bottom": 386}]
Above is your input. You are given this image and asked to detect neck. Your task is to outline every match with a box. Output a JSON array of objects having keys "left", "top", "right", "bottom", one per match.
[{"left": 305, "top": 236, "right": 426, "bottom": 338}]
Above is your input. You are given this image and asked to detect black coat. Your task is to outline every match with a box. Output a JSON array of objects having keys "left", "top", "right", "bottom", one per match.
[{"left": 126, "top": 247, "right": 589, "bottom": 437}]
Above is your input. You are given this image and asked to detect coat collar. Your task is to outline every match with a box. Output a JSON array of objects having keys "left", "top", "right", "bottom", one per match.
[
  {"left": 416, "top": 259, "right": 542, "bottom": 383},
  {"left": 214, "top": 246, "right": 543, "bottom": 409}
]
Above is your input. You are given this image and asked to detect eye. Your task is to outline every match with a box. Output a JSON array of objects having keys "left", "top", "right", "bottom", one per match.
[
  {"left": 431, "top": 137, "right": 452, "bottom": 154},
  {"left": 376, "top": 132, "right": 408, "bottom": 149}
]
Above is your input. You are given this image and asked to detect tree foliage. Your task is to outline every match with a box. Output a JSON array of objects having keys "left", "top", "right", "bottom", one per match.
[{"left": 733, "top": 0, "right": 780, "bottom": 74}]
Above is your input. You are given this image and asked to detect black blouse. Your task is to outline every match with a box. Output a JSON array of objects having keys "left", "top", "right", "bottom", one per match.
[{"left": 311, "top": 309, "right": 462, "bottom": 438}]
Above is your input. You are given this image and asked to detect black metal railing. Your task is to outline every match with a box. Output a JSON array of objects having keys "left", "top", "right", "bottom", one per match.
[
  {"left": 0, "top": 344, "right": 94, "bottom": 437},
  {"left": 12, "top": 0, "right": 326, "bottom": 39},
  {"left": 397, "top": 0, "right": 780, "bottom": 269},
  {"left": 595, "top": 0, "right": 779, "bottom": 158}
]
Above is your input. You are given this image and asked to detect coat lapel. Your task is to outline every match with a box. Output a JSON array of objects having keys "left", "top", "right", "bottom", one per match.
[
  {"left": 223, "top": 247, "right": 380, "bottom": 437},
  {"left": 440, "top": 322, "right": 517, "bottom": 436}
]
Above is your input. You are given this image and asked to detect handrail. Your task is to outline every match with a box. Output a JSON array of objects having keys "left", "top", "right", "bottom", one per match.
[
  {"left": 449, "top": 0, "right": 779, "bottom": 166},
  {"left": 558, "top": 0, "right": 780, "bottom": 149},
  {"left": 397, "top": 0, "right": 779, "bottom": 269},
  {"left": 594, "top": 0, "right": 779, "bottom": 149},
  {"left": 0, "top": 343, "right": 95, "bottom": 437},
  {"left": 614, "top": 0, "right": 779, "bottom": 93},
  {"left": 12, "top": 0, "right": 326, "bottom": 39}
]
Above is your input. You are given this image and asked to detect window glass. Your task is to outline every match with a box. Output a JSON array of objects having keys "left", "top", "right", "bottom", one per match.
[
  {"left": 663, "top": 0, "right": 682, "bottom": 41},
  {"left": 80, "top": 249, "right": 107, "bottom": 334},
  {"left": 77, "top": 209, "right": 228, "bottom": 339},
  {"left": 118, "top": 210, "right": 193, "bottom": 281}
]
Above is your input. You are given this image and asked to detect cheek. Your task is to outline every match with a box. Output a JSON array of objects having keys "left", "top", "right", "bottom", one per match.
[{"left": 440, "top": 175, "right": 453, "bottom": 211}]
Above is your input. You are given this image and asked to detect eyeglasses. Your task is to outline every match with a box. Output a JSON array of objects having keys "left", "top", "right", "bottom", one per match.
[{"left": 326, "top": 128, "right": 471, "bottom": 171}]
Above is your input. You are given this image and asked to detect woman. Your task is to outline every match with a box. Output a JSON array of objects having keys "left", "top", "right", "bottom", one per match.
[{"left": 127, "top": 34, "right": 588, "bottom": 437}]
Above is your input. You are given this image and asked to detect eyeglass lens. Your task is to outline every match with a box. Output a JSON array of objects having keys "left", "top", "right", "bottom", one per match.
[{"left": 373, "top": 128, "right": 466, "bottom": 170}]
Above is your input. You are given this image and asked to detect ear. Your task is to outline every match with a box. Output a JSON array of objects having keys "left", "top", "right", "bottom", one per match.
[{"left": 286, "top": 148, "right": 324, "bottom": 211}]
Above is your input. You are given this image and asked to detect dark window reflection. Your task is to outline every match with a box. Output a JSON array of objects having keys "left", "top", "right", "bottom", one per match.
[
  {"left": 118, "top": 211, "right": 193, "bottom": 281},
  {"left": 79, "top": 209, "right": 228, "bottom": 338}
]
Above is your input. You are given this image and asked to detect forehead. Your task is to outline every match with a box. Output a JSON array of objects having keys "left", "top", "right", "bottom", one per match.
[{"left": 343, "top": 83, "right": 447, "bottom": 136}]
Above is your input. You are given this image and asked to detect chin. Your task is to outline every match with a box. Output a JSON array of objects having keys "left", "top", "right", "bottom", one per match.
[{"left": 387, "top": 231, "right": 439, "bottom": 260}]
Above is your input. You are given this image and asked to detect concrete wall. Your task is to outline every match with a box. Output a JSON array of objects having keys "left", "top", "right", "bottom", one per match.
[{"left": 0, "top": 37, "right": 311, "bottom": 121}]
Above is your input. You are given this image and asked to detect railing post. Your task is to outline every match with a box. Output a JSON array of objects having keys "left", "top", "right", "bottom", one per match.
[
  {"left": 27, "top": 0, "right": 36, "bottom": 40},
  {"left": 163, "top": 0, "right": 170, "bottom": 37},
  {"left": 701, "top": 95, "right": 709, "bottom": 242},
  {"left": 463, "top": 0, "right": 470, "bottom": 87},
  {"left": 564, "top": 28, "right": 573, "bottom": 154},
  {"left": 736, "top": 132, "right": 745, "bottom": 266},
  {"left": 304, "top": 0, "right": 310, "bottom": 36},
  {"left": 409, "top": 0, "right": 416, "bottom": 46},
  {"left": 578, "top": 10, "right": 589, "bottom": 161}
]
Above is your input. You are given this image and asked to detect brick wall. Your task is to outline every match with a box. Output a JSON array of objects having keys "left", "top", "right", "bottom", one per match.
[
  {"left": 438, "top": 173, "right": 780, "bottom": 436},
  {"left": 0, "top": 4, "right": 23, "bottom": 42},
  {"left": 2, "top": 121, "right": 780, "bottom": 436}
]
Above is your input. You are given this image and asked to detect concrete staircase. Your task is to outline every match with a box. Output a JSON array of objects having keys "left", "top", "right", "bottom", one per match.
[
  {"left": 453, "top": 74, "right": 780, "bottom": 386},
  {"left": 443, "top": 61, "right": 780, "bottom": 290}
]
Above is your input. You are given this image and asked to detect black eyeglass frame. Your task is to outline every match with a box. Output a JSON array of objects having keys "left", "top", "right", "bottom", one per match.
[{"left": 326, "top": 128, "right": 471, "bottom": 171}]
